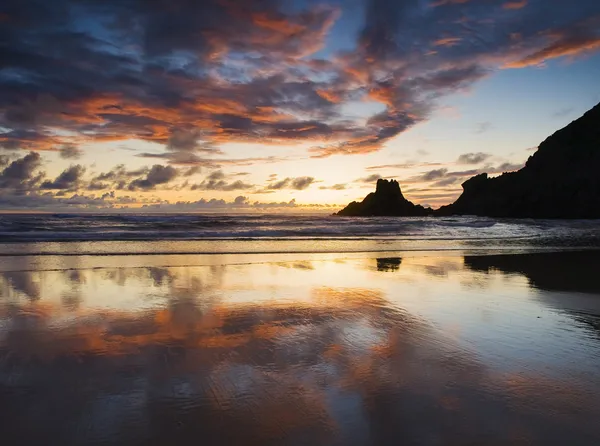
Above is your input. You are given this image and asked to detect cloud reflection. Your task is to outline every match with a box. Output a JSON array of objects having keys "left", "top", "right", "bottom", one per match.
[{"left": 1, "top": 256, "right": 600, "bottom": 445}]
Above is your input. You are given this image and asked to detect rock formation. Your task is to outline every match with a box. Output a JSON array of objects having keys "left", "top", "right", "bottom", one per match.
[
  {"left": 336, "top": 179, "right": 432, "bottom": 216},
  {"left": 437, "top": 102, "right": 600, "bottom": 218}
]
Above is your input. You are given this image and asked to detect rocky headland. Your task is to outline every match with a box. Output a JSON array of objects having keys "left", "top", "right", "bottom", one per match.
[
  {"left": 338, "top": 102, "right": 600, "bottom": 219},
  {"left": 437, "top": 102, "right": 600, "bottom": 218}
]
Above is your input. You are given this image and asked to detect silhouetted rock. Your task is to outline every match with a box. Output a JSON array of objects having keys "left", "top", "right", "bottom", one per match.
[
  {"left": 437, "top": 102, "right": 600, "bottom": 218},
  {"left": 336, "top": 179, "right": 432, "bottom": 216}
]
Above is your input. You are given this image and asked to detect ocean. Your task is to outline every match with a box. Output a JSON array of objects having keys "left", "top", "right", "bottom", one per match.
[{"left": 1, "top": 213, "right": 600, "bottom": 255}]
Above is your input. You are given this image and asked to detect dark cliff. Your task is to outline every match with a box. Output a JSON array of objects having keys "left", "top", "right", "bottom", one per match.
[
  {"left": 437, "top": 102, "right": 600, "bottom": 218},
  {"left": 336, "top": 179, "right": 432, "bottom": 217}
]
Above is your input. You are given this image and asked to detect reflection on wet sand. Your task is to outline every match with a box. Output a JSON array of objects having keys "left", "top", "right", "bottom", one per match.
[
  {"left": 1, "top": 253, "right": 600, "bottom": 445},
  {"left": 464, "top": 251, "right": 600, "bottom": 294},
  {"left": 464, "top": 251, "right": 600, "bottom": 335},
  {"left": 375, "top": 257, "right": 401, "bottom": 272}
]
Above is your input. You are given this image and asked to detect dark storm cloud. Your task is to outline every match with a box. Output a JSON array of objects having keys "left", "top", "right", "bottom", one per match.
[
  {"left": 0, "top": 0, "right": 599, "bottom": 162},
  {"left": 40, "top": 165, "right": 85, "bottom": 190}
]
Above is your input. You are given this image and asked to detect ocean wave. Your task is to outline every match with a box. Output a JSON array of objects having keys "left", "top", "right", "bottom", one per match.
[{"left": 0, "top": 214, "right": 598, "bottom": 244}]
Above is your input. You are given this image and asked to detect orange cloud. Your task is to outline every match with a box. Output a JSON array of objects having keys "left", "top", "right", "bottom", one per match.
[
  {"left": 506, "top": 35, "right": 600, "bottom": 68},
  {"left": 315, "top": 89, "right": 342, "bottom": 104},
  {"left": 503, "top": 0, "right": 528, "bottom": 10},
  {"left": 433, "top": 37, "right": 462, "bottom": 47}
]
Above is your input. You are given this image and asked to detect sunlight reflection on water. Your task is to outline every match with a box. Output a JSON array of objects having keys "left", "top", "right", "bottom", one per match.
[{"left": 1, "top": 251, "right": 600, "bottom": 445}]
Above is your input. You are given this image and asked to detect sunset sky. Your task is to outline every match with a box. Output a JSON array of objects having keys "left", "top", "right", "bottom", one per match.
[{"left": 1, "top": 0, "right": 599, "bottom": 212}]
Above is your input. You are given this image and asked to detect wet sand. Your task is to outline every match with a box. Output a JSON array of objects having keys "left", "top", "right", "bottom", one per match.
[{"left": 1, "top": 250, "right": 600, "bottom": 445}]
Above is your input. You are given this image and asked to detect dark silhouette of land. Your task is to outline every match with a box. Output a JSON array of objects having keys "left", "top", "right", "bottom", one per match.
[
  {"left": 338, "top": 102, "right": 600, "bottom": 218},
  {"left": 438, "top": 102, "right": 600, "bottom": 218},
  {"left": 336, "top": 179, "right": 432, "bottom": 216}
]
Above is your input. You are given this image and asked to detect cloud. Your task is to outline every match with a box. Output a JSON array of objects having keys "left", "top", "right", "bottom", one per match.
[
  {"left": 0, "top": 0, "right": 597, "bottom": 216},
  {"left": 59, "top": 144, "right": 83, "bottom": 160},
  {"left": 290, "top": 177, "right": 315, "bottom": 190},
  {"left": 0, "top": 152, "right": 43, "bottom": 190},
  {"left": 41, "top": 165, "right": 86, "bottom": 190},
  {"left": 503, "top": 0, "right": 528, "bottom": 10},
  {"left": 143, "top": 196, "right": 299, "bottom": 212},
  {"left": 506, "top": 23, "right": 600, "bottom": 68},
  {"left": 191, "top": 179, "right": 254, "bottom": 191},
  {"left": 486, "top": 162, "right": 523, "bottom": 173},
  {"left": 366, "top": 162, "right": 443, "bottom": 170},
  {"left": 406, "top": 161, "right": 523, "bottom": 187},
  {"left": 183, "top": 166, "right": 202, "bottom": 177},
  {"left": 128, "top": 165, "right": 178, "bottom": 190},
  {"left": 207, "top": 170, "right": 226, "bottom": 181},
  {"left": 137, "top": 153, "right": 288, "bottom": 168},
  {"left": 267, "top": 178, "right": 291, "bottom": 190},
  {"left": 266, "top": 176, "right": 315, "bottom": 190},
  {"left": 355, "top": 174, "right": 382, "bottom": 183},
  {"left": 420, "top": 168, "right": 449, "bottom": 182},
  {"left": 191, "top": 170, "right": 254, "bottom": 192},
  {"left": 457, "top": 152, "right": 492, "bottom": 164},
  {"left": 90, "top": 165, "right": 149, "bottom": 190},
  {"left": 2, "top": 0, "right": 596, "bottom": 164},
  {"left": 319, "top": 183, "right": 347, "bottom": 190},
  {"left": 433, "top": 37, "right": 462, "bottom": 47}
]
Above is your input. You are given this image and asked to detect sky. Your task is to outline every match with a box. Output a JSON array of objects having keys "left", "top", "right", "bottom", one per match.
[{"left": 1, "top": 0, "right": 600, "bottom": 213}]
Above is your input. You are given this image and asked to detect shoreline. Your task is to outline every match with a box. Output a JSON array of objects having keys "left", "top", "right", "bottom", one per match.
[{"left": 1, "top": 244, "right": 599, "bottom": 258}]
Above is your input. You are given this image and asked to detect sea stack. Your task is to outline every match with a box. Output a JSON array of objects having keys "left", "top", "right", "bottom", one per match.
[
  {"left": 437, "top": 101, "right": 600, "bottom": 218},
  {"left": 336, "top": 179, "right": 432, "bottom": 216}
]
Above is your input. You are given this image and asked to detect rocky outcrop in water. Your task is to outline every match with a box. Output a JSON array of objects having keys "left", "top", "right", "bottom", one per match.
[
  {"left": 336, "top": 179, "right": 432, "bottom": 216},
  {"left": 437, "top": 102, "right": 600, "bottom": 218}
]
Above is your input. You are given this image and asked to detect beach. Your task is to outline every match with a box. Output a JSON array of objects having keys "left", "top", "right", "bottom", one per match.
[{"left": 1, "top": 218, "right": 600, "bottom": 445}]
